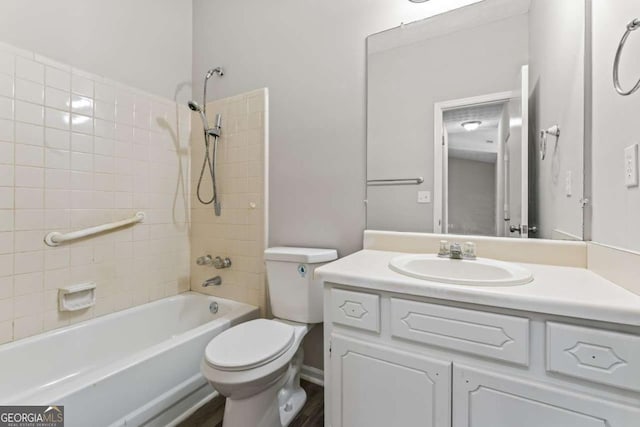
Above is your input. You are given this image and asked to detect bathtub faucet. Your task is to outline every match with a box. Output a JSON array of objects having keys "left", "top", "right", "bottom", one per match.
[{"left": 202, "top": 276, "right": 222, "bottom": 287}]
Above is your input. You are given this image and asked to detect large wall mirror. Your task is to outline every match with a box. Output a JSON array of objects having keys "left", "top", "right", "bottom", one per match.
[{"left": 366, "top": 0, "right": 589, "bottom": 240}]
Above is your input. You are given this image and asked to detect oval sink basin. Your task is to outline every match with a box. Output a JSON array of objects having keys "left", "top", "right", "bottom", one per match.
[{"left": 389, "top": 254, "right": 533, "bottom": 286}]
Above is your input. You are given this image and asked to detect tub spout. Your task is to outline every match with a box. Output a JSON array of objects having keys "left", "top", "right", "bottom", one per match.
[{"left": 202, "top": 276, "right": 222, "bottom": 287}]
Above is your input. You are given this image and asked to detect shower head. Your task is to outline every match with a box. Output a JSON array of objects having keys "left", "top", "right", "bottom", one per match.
[
  {"left": 188, "top": 100, "right": 208, "bottom": 128},
  {"left": 188, "top": 100, "right": 202, "bottom": 112},
  {"left": 206, "top": 67, "right": 224, "bottom": 79}
]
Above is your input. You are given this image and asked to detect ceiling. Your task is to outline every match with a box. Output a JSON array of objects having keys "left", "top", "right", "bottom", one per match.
[{"left": 443, "top": 101, "right": 506, "bottom": 134}]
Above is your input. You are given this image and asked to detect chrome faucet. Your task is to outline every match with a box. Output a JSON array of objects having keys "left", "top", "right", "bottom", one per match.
[
  {"left": 213, "top": 256, "right": 232, "bottom": 269},
  {"left": 202, "top": 276, "right": 222, "bottom": 287},
  {"left": 438, "top": 240, "right": 476, "bottom": 260},
  {"left": 196, "top": 255, "right": 232, "bottom": 269},
  {"left": 449, "top": 243, "right": 463, "bottom": 260}
]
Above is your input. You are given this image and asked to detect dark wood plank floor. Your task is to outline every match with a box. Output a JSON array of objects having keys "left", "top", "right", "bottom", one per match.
[{"left": 178, "top": 380, "right": 323, "bottom": 427}]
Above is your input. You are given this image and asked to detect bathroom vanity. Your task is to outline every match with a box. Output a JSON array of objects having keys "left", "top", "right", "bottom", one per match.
[{"left": 317, "top": 247, "right": 640, "bottom": 427}]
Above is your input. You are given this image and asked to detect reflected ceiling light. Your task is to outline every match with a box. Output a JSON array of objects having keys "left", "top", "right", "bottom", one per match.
[{"left": 461, "top": 120, "right": 482, "bottom": 131}]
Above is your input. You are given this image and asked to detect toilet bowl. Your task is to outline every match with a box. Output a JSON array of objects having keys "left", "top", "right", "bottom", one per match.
[
  {"left": 202, "top": 319, "right": 310, "bottom": 427},
  {"left": 201, "top": 247, "right": 337, "bottom": 427}
]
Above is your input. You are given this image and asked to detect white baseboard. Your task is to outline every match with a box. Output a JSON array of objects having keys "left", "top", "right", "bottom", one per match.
[{"left": 300, "top": 364, "right": 324, "bottom": 387}]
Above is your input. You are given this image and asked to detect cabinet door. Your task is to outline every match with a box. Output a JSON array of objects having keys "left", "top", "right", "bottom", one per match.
[
  {"left": 453, "top": 365, "right": 640, "bottom": 427},
  {"left": 330, "top": 334, "right": 451, "bottom": 427}
]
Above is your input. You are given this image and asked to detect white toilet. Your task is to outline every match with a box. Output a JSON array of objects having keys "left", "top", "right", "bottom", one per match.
[{"left": 201, "top": 247, "right": 337, "bottom": 427}]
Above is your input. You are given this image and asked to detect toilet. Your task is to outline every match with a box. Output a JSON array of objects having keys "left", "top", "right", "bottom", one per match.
[{"left": 201, "top": 247, "right": 337, "bottom": 427}]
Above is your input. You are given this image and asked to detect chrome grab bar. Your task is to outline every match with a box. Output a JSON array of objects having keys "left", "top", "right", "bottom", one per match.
[
  {"left": 44, "top": 212, "right": 145, "bottom": 247},
  {"left": 613, "top": 18, "right": 640, "bottom": 96},
  {"left": 367, "top": 177, "right": 424, "bottom": 186}
]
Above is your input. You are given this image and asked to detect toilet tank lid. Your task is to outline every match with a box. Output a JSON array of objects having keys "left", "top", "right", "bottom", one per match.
[{"left": 264, "top": 247, "right": 338, "bottom": 263}]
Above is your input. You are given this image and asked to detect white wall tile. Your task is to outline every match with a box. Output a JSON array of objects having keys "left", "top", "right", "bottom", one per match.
[
  {"left": 15, "top": 188, "right": 43, "bottom": 209},
  {"left": 0, "top": 74, "right": 13, "bottom": 98},
  {"left": 71, "top": 152, "right": 93, "bottom": 172},
  {"left": 15, "top": 100, "right": 43, "bottom": 125},
  {"left": 0, "top": 42, "right": 191, "bottom": 344},
  {"left": 0, "top": 51, "right": 15, "bottom": 76},
  {"left": 94, "top": 100, "right": 115, "bottom": 122},
  {"left": 14, "top": 79, "right": 44, "bottom": 105},
  {"left": 44, "top": 189, "right": 70, "bottom": 209},
  {"left": 45, "top": 127, "right": 69, "bottom": 150},
  {"left": 0, "top": 232, "right": 13, "bottom": 254},
  {"left": 45, "top": 108, "right": 70, "bottom": 130},
  {"left": 14, "top": 250, "right": 43, "bottom": 275},
  {"left": 69, "top": 171, "right": 92, "bottom": 190},
  {"left": 0, "top": 276, "right": 12, "bottom": 299},
  {"left": 0, "top": 298, "right": 13, "bottom": 322},
  {"left": 13, "top": 313, "right": 44, "bottom": 339},
  {"left": 15, "top": 144, "right": 44, "bottom": 167},
  {"left": 0, "top": 210, "right": 13, "bottom": 232},
  {"left": 14, "top": 230, "right": 44, "bottom": 252},
  {"left": 71, "top": 74, "right": 93, "bottom": 97},
  {"left": 71, "top": 95, "right": 93, "bottom": 116},
  {"left": 71, "top": 132, "right": 92, "bottom": 153},
  {"left": 44, "top": 86, "right": 70, "bottom": 111},
  {"left": 14, "top": 209, "right": 43, "bottom": 231},
  {"left": 0, "top": 119, "right": 12, "bottom": 142},
  {"left": 15, "top": 123, "right": 44, "bottom": 146},
  {"left": 0, "top": 164, "right": 13, "bottom": 186},
  {"left": 71, "top": 114, "right": 93, "bottom": 134},
  {"left": 94, "top": 82, "right": 116, "bottom": 103},
  {"left": 44, "top": 169, "right": 69, "bottom": 189},
  {"left": 45, "top": 148, "right": 69, "bottom": 169},
  {"left": 15, "top": 57, "right": 44, "bottom": 84},
  {"left": 45, "top": 66, "right": 70, "bottom": 91},
  {"left": 0, "top": 96, "right": 13, "bottom": 120},
  {"left": 0, "top": 187, "right": 13, "bottom": 209},
  {"left": 15, "top": 166, "right": 43, "bottom": 188}
]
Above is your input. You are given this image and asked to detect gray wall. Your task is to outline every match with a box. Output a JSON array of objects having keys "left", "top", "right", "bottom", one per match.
[
  {"left": 448, "top": 157, "right": 496, "bottom": 236},
  {"left": 0, "top": 0, "right": 193, "bottom": 102},
  {"left": 191, "top": 0, "right": 482, "bottom": 257},
  {"left": 592, "top": 0, "right": 640, "bottom": 252},
  {"left": 528, "top": 0, "right": 585, "bottom": 239},
  {"left": 191, "top": 0, "right": 483, "bottom": 370},
  {"left": 366, "top": 13, "right": 529, "bottom": 232}
]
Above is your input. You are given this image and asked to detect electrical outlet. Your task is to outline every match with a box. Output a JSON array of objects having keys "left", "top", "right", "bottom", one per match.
[
  {"left": 417, "top": 191, "right": 431, "bottom": 203},
  {"left": 625, "top": 144, "right": 639, "bottom": 187}
]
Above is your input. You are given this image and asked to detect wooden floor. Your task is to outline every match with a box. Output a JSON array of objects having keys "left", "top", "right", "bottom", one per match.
[{"left": 178, "top": 380, "right": 324, "bottom": 427}]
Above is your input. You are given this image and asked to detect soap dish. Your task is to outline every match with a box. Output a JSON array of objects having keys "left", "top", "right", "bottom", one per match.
[{"left": 58, "top": 282, "right": 96, "bottom": 311}]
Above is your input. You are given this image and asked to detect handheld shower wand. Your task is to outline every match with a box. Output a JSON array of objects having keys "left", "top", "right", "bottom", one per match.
[{"left": 188, "top": 67, "right": 225, "bottom": 215}]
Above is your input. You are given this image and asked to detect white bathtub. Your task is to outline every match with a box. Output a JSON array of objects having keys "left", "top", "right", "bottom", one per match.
[{"left": 0, "top": 292, "right": 258, "bottom": 427}]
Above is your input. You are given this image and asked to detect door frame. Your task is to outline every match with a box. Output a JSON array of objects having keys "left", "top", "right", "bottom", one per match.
[{"left": 433, "top": 90, "right": 519, "bottom": 234}]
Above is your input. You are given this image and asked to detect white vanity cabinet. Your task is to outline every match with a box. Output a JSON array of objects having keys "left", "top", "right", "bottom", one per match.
[
  {"left": 329, "top": 334, "right": 451, "bottom": 427},
  {"left": 324, "top": 286, "right": 640, "bottom": 427}
]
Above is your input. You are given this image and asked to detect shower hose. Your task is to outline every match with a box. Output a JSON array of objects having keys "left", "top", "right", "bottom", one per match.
[{"left": 196, "top": 130, "right": 219, "bottom": 206}]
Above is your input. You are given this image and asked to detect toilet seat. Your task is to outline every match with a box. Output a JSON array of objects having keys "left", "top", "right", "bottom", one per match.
[{"left": 205, "top": 319, "right": 295, "bottom": 371}]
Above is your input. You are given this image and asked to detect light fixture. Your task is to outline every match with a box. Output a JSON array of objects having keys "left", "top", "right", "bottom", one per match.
[{"left": 461, "top": 120, "right": 482, "bottom": 131}]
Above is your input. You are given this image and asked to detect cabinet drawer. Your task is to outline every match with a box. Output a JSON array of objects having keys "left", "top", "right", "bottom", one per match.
[
  {"left": 547, "top": 322, "right": 640, "bottom": 392},
  {"left": 330, "top": 289, "right": 380, "bottom": 333},
  {"left": 390, "top": 298, "right": 529, "bottom": 365}
]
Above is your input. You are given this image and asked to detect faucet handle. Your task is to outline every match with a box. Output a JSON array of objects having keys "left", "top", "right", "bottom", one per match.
[
  {"left": 438, "top": 240, "right": 450, "bottom": 257},
  {"left": 463, "top": 242, "right": 477, "bottom": 260},
  {"left": 196, "top": 255, "right": 213, "bottom": 266}
]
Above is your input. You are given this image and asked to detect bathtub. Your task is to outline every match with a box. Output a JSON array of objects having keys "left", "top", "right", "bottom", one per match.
[{"left": 0, "top": 292, "right": 258, "bottom": 427}]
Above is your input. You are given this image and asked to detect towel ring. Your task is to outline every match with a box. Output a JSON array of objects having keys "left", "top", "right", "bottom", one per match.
[{"left": 613, "top": 18, "right": 640, "bottom": 96}]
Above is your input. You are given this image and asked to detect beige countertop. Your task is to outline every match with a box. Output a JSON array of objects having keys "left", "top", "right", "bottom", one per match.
[{"left": 316, "top": 249, "right": 640, "bottom": 327}]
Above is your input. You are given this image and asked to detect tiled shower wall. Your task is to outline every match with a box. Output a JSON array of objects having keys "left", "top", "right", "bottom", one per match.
[
  {"left": 190, "top": 89, "right": 268, "bottom": 314},
  {"left": 0, "top": 42, "right": 191, "bottom": 343}
]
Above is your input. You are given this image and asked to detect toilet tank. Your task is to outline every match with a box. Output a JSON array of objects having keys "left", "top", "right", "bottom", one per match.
[{"left": 264, "top": 247, "right": 338, "bottom": 323}]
